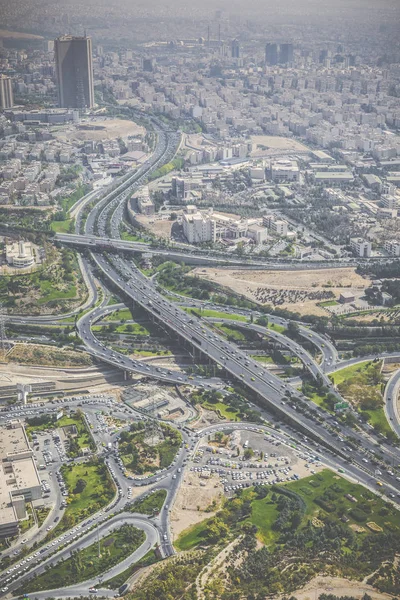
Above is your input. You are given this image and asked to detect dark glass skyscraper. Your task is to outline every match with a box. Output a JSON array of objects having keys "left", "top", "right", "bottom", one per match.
[
  {"left": 54, "top": 35, "right": 94, "bottom": 109},
  {"left": 231, "top": 39, "right": 241, "bottom": 59},
  {"left": 265, "top": 43, "right": 279, "bottom": 66},
  {"left": 279, "top": 43, "right": 294, "bottom": 64}
]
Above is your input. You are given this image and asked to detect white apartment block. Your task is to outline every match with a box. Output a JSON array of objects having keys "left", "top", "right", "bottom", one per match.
[
  {"left": 263, "top": 215, "right": 288, "bottom": 237},
  {"left": 182, "top": 205, "right": 216, "bottom": 244},
  {"left": 350, "top": 238, "right": 372, "bottom": 258},
  {"left": 269, "top": 159, "right": 300, "bottom": 182},
  {"left": 382, "top": 195, "right": 398, "bottom": 210},
  {"left": 384, "top": 240, "right": 400, "bottom": 257}
]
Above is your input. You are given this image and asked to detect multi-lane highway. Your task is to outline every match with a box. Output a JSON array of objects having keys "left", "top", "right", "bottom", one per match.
[
  {"left": 3, "top": 112, "right": 400, "bottom": 599},
  {"left": 56, "top": 231, "right": 371, "bottom": 270},
  {"left": 384, "top": 368, "right": 400, "bottom": 438}
]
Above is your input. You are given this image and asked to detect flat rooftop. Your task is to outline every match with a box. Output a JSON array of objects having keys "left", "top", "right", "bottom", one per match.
[
  {"left": 0, "top": 423, "right": 41, "bottom": 526},
  {"left": 0, "top": 423, "right": 30, "bottom": 458}
]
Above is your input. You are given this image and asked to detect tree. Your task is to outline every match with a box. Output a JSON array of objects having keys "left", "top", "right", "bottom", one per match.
[
  {"left": 73, "top": 478, "right": 87, "bottom": 494},
  {"left": 244, "top": 448, "right": 254, "bottom": 459}
]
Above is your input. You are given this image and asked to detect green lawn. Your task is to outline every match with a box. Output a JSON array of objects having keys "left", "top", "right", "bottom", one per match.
[
  {"left": 37, "top": 279, "right": 77, "bottom": 305},
  {"left": 215, "top": 325, "right": 246, "bottom": 341},
  {"left": 119, "top": 423, "right": 181, "bottom": 475},
  {"left": 174, "top": 518, "right": 213, "bottom": 551},
  {"left": 330, "top": 361, "right": 370, "bottom": 386},
  {"left": 93, "top": 323, "right": 150, "bottom": 336},
  {"left": 308, "top": 391, "right": 335, "bottom": 414},
  {"left": 184, "top": 307, "right": 249, "bottom": 322},
  {"left": 116, "top": 323, "right": 150, "bottom": 335},
  {"left": 19, "top": 504, "right": 35, "bottom": 534},
  {"left": 128, "top": 489, "right": 167, "bottom": 515},
  {"left": 248, "top": 499, "right": 279, "bottom": 545},
  {"left": 364, "top": 406, "right": 392, "bottom": 436},
  {"left": 251, "top": 355, "right": 274, "bottom": 364},
  {"left": 268, "top": 323, "right": 286, "bottom": 333},
  {"left": 22, "top": 524, "right": 145, "bottom": 593},
  {"left": 121, "top": 230, "right": 148, "bottom": 243},
  {"left": 57, "top": 412, "right": 95, "bottom": 455},
  {"left": 318, "top": 300, "right": 339, "bottom": 307},
  {"left": 203, "top": 400, "right": 241, "bottom": 422},
  {"left": 104, "top": 308, "right": 133, "bottom": 321},
  {"left": 50, "top": 219, "right": 74, "bottom": 233},
  {"left": 131, "top": 349, "right": 171, "bottom": 357},
  {"left": 202, "top": 309, "right": 248, "bottom": 322}
]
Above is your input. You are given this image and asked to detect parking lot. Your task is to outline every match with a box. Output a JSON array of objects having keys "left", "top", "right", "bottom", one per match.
[{"left": 189, "top": 427, "right": 323, "bottom": 495}]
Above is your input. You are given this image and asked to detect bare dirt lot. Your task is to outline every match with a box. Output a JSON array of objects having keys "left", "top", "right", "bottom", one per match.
[
  {"left": 346, "top": 310, "right": 400, "bottom": 324},
  {"left": 7, "top": 344, "right": 93, "bottom": 368},
  {"left": 282, "top": 574, "right": 393, "bottom": 600},
  {"left": 54, "top": 119, "right": 145, "bottom": 143},
  {"left": 251, "top": 135, "right": 310, "bottom": 155},
  {"left": 193, "top": 267, "right": 368, "bottom": 316},
  {"left": 170, "top": 470, "right": 223, "bottom": 539},
  {"left": 135, "top": 214, "right": 174, "bottom": 239}
]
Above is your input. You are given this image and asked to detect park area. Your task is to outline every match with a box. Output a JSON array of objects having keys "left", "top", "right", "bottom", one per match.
[
  {"left": 174, "top": 469, "right": 400, "bottom": 597},
  {"left": 119, "top": 421, "right": 182, "bottom": 476},
  {"left": 57, "top": 411, "right": 96, "bottom": 457},
  {"left": 21, "top": 524, "right": 145, "bottom": 593},
  {"left": 0, "top": 245, "right": 85, "bottom": 315},
  {"left": 175, "top": 469, "right": 400, "bottom": 549},
  {"left": 47, "top": 460, "right": 115, "bottom": 537},
  {"left": 329, "top": 361, "right": 393, "bottom": 436}
]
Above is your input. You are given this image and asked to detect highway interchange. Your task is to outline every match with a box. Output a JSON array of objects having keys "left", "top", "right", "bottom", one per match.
[{"left": 2, "top": 114, "right": 400, "bottom": 599}]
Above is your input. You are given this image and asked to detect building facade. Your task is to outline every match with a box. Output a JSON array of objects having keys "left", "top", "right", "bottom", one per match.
[
  {"left": 0, "top": 421, "right": 42, "bottom": 538},
  {"left": 350, "top": 238, "right": 372, "bottom": 258},
  {"left": 54, "top": 35, "right": 94, "bottom": 109},
  {"left": 182, "top": 205, "right": 216, "bottom": 244},
  {"left": 0, "top": 75, "right": 14, "bottom": 109}
]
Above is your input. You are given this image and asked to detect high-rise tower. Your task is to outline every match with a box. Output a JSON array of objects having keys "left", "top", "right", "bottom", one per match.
[
  {"left": 0, "top": 75, "right": 14, "bottom": 109},
  {"left": 231, "top": 39, "right": 241, "bottom": 59},
  {"left": 279, "top": 43, "right": 294, "bottom": 65},
  {"left": 265, "top": 43, "right": 279, "bottom": 66},
  {"left": 54, "top": 35, "right": 94, "bottom": 109}
]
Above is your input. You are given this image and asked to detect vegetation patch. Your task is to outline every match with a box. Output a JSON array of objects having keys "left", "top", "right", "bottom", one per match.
[
  {"left": 127, "top": 489, "right": 167, "bottom": 515},
  {"left": 190, "top": 389, "right": 262, "bottom": 423},
  {"left": 7, "top": 344, "right": 92, "bottom": 368},
  {"left": 102, "top": 549, "right": 159, "bottom": 589},
  {"left": 0, "top": 246, "right": 85, "bottom": 314},
  {"left": 21, "top": 524, "right": 145, "bottom": 593},
  {"left": 57, "top": 410, "right": 96, "bottom": 457},
  {"left": 47, "top": 459, "right": 115, "bottom": 537},
  {"left": 174, "top": 469, "right": 400, "bottom": 597},
  {"left": 329, "top": 360, "right": 393, "bottom": 436},
  {"left": 119, "top": 421, "right": 181, "bottom": 475}
]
